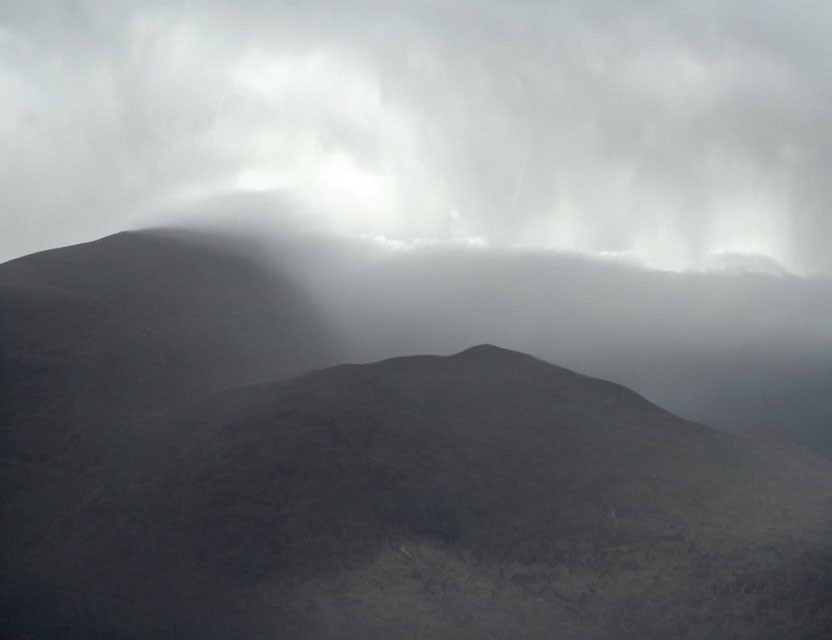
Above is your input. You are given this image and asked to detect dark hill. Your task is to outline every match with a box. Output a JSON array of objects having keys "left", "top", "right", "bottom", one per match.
[
  {"left": 0, "top": 230, "right": 343, "bottom": 637},
  {"left": 0, "top": 228, "right": 340, "bottom": 396},
  {"left": 5, "top": 338, "right": 830, "bottom": 637},
  {"left": 166, "top": 345, "right": 832, "bottom": 639},
  {"left": 0, "top": 229, "right": 341, "bottom": 456},
  {"left": 1, "top": 234, "right": 831, "bottom": 638}
]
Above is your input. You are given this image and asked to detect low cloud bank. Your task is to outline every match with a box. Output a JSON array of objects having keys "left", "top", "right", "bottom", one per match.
[{"left": 151, "top": 192, "right": 832, "bottom": 457}]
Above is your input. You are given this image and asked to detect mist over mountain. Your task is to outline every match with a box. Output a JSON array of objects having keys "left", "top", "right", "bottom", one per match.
[
  {"left": 0, "top": 228, "right": 340, "bottom": 422},
  {"left": 176, "top": 201, "right": 832, "bottom": 460},
  {"left": 1, "top": 230, "right": 831, "bottom": 638}
]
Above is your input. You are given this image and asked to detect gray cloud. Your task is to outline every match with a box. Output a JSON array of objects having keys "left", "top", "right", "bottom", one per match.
[{"left": 2, "top": 1, "right": 831, "bottom": 272}]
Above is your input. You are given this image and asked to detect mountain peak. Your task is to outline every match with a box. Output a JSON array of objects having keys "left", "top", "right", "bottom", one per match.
[
  {"left": 456, "top": 343, "right": 534, "bottom": 357},
  {"left": 451, "top": 342, "right": 552, "bottom": 368},
  {"left": 450, "top": 342, "right": 540, "bottom": 362},
  {"left": 458, "top": 342, "right": 509, "bottom": 355}
]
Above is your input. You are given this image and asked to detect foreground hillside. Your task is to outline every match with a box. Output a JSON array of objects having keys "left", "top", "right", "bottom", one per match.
[
  {"left": 169, "top": 345, "right": 832, "bottom": 639},
  {"left": 1, "top": 233, "right": 831, "bottom": 638},
  {"left": 4, "top": 341, "right": 832, "bottom": 637}
]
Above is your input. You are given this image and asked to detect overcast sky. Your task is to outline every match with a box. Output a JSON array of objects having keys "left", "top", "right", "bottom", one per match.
[{"left": 2, "top": 0, "right": 831, "bottom": 273}]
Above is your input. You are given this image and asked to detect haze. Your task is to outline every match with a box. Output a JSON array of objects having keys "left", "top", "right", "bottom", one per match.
[{"left": 147, "top": 191, "right": 830, "bottom": 458}]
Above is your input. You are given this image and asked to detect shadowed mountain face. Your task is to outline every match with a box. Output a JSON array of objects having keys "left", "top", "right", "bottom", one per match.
[
  {"left": 1, "top": 234, "right": 831, "bottom": 638},
  {"left": 161, "top": 346, "right": 832, "bottom": 639},
  {"left": 0, "top": 230, "right": 343, "bottom": 637},
  {"left": 0, "top": 229, "right": 342, "bottom": 455},
  {"left": 4, "top": 338, "right": 832, "bottom": 636},
  {"left": 0, "top": 229, "right": 340, "bottom": 387}
]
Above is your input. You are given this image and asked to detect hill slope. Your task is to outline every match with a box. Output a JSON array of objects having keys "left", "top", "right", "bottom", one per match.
[
  {"left": 1, "top": 234, "right": 830, "bottom": 638},
  {"left": 4, "top": 341, "right": 831, "bottom": 638},
  {"left": 0, "top": 228, "right": 341, "bottom": 455},
  {"left": 0, "top": 229, "right": 343, "bottom": 637},
  {"left": 170, "top": 345, "right": 832, "bottom": 638}
]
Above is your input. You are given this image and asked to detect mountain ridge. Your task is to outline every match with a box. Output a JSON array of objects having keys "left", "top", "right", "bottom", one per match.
[
  {"left": 2, "top": 232, "right": 831, "bottom": 638},
  {"left": 159, "top": 345, "right": 832, "bottom": 638}
]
